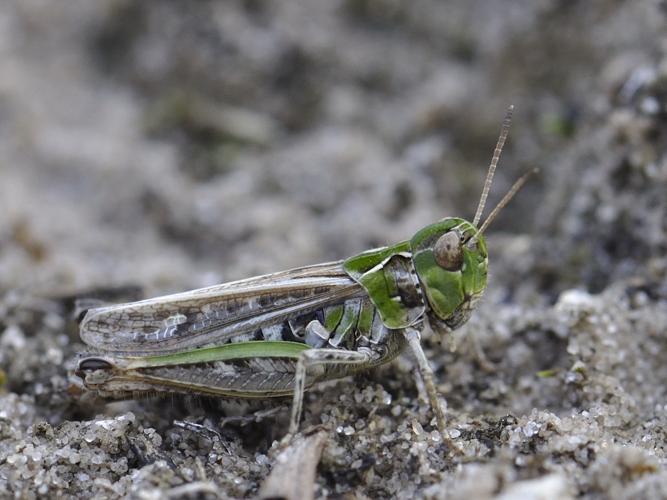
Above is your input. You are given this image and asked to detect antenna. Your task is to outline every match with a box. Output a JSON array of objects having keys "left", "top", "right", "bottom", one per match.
[
  {"left": 472, "top": 105, "right": 514, "bottom": 227},
  {"left": 475, "top": 168, "right": 538, "bottom": 237}
]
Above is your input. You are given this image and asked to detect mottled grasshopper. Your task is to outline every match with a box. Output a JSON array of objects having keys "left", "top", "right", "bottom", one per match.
[{"left": 76, "top": 106, "right": 531, "bottom": 436}]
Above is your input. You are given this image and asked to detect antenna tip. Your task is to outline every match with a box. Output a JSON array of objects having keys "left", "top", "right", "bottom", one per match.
[{"left": 502, "top": 105, "right": 514, "bottom": 125}]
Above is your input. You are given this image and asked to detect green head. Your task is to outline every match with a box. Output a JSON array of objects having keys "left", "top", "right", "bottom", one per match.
[
  {"left": 409, "top": 106, "right": 535, "bottom": 332},
  {"left": 410, "top": 217, "right": 487, "bottom": 331},
  {"left": 344, "top": 105, "right": 534, "bottom": 333}
]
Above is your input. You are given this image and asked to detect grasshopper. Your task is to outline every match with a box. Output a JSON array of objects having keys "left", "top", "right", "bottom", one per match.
[{"left": 76, "top": 106, "right": 532, "bottom": 436}]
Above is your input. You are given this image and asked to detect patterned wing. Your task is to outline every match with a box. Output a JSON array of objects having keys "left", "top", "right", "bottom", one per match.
[{"left": 80, "top": 261, "right": 365, "bottom": 355}]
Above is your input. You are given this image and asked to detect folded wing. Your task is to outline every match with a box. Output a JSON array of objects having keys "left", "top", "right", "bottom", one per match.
[{"left": 80, "top": 261, "right": 365, "bottom": 355}]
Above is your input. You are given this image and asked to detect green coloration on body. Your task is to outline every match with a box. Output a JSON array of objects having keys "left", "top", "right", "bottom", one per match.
[
  {"left": 343, "top": 217, "right": 488, "bottom": 327},
  {"left": 411, "top": 218, "right": 487, "bottom": 320},
  {"left": 126, "top": 341, "right": 310, "bottom": 369},
  {"left": 356, "top": 300, "right": 375, "bottom": 335},
  {"left": 343, "top": 240, "right": 420, "bottom": 328},
  {"left": 334, "top": 300, "right": 360, "bottom": 338},
  {"left": 324, "top": 305, "right": 344, "bottom": 331},
  {"left": 343, "top": 240, "right": 412, "bottom": 276},
  {"left": 76, "top": 107, "right": 525, "bottom": 438}
]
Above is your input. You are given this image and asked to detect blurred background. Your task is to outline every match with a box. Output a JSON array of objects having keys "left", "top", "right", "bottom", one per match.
[
  {"left": 2, "top": 1, "right": 664, "bottom": 302},
  {"left": 2, "top": 1, "right": 667, "bottom": 497}
]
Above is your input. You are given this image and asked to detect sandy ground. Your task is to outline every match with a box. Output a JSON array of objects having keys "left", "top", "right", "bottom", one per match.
[{"left": 1, "top": 1, "right": 667, "bottom": 498}]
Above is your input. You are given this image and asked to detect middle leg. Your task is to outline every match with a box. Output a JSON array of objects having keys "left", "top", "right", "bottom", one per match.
[{"left": 290, "top": 320, "right": 372, "bottom": 434}]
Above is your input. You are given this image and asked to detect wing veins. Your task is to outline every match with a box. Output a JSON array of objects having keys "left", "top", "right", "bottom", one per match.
[{"left": 81, "top": 261, "right": 365, "bottom": 354}]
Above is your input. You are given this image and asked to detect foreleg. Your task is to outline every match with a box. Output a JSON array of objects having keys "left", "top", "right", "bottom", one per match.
[{"left": 403, "top": 327, "right": 447, "bottom": 436}]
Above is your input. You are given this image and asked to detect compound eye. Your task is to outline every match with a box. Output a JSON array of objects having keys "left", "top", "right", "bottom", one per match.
[{"left": 433, "top": 231, "right": 464, "bottom": 271}]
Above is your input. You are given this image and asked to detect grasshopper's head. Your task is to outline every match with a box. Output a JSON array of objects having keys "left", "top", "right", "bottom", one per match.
[
  {"left": 409, "top": 105, "right": 535, "bottom": 333},
  {"left": 410, "top": 217, "right": 487, "bottom": 331},
  {"left": 345, "top": 107, "right": 533, "bottom": 333}
]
